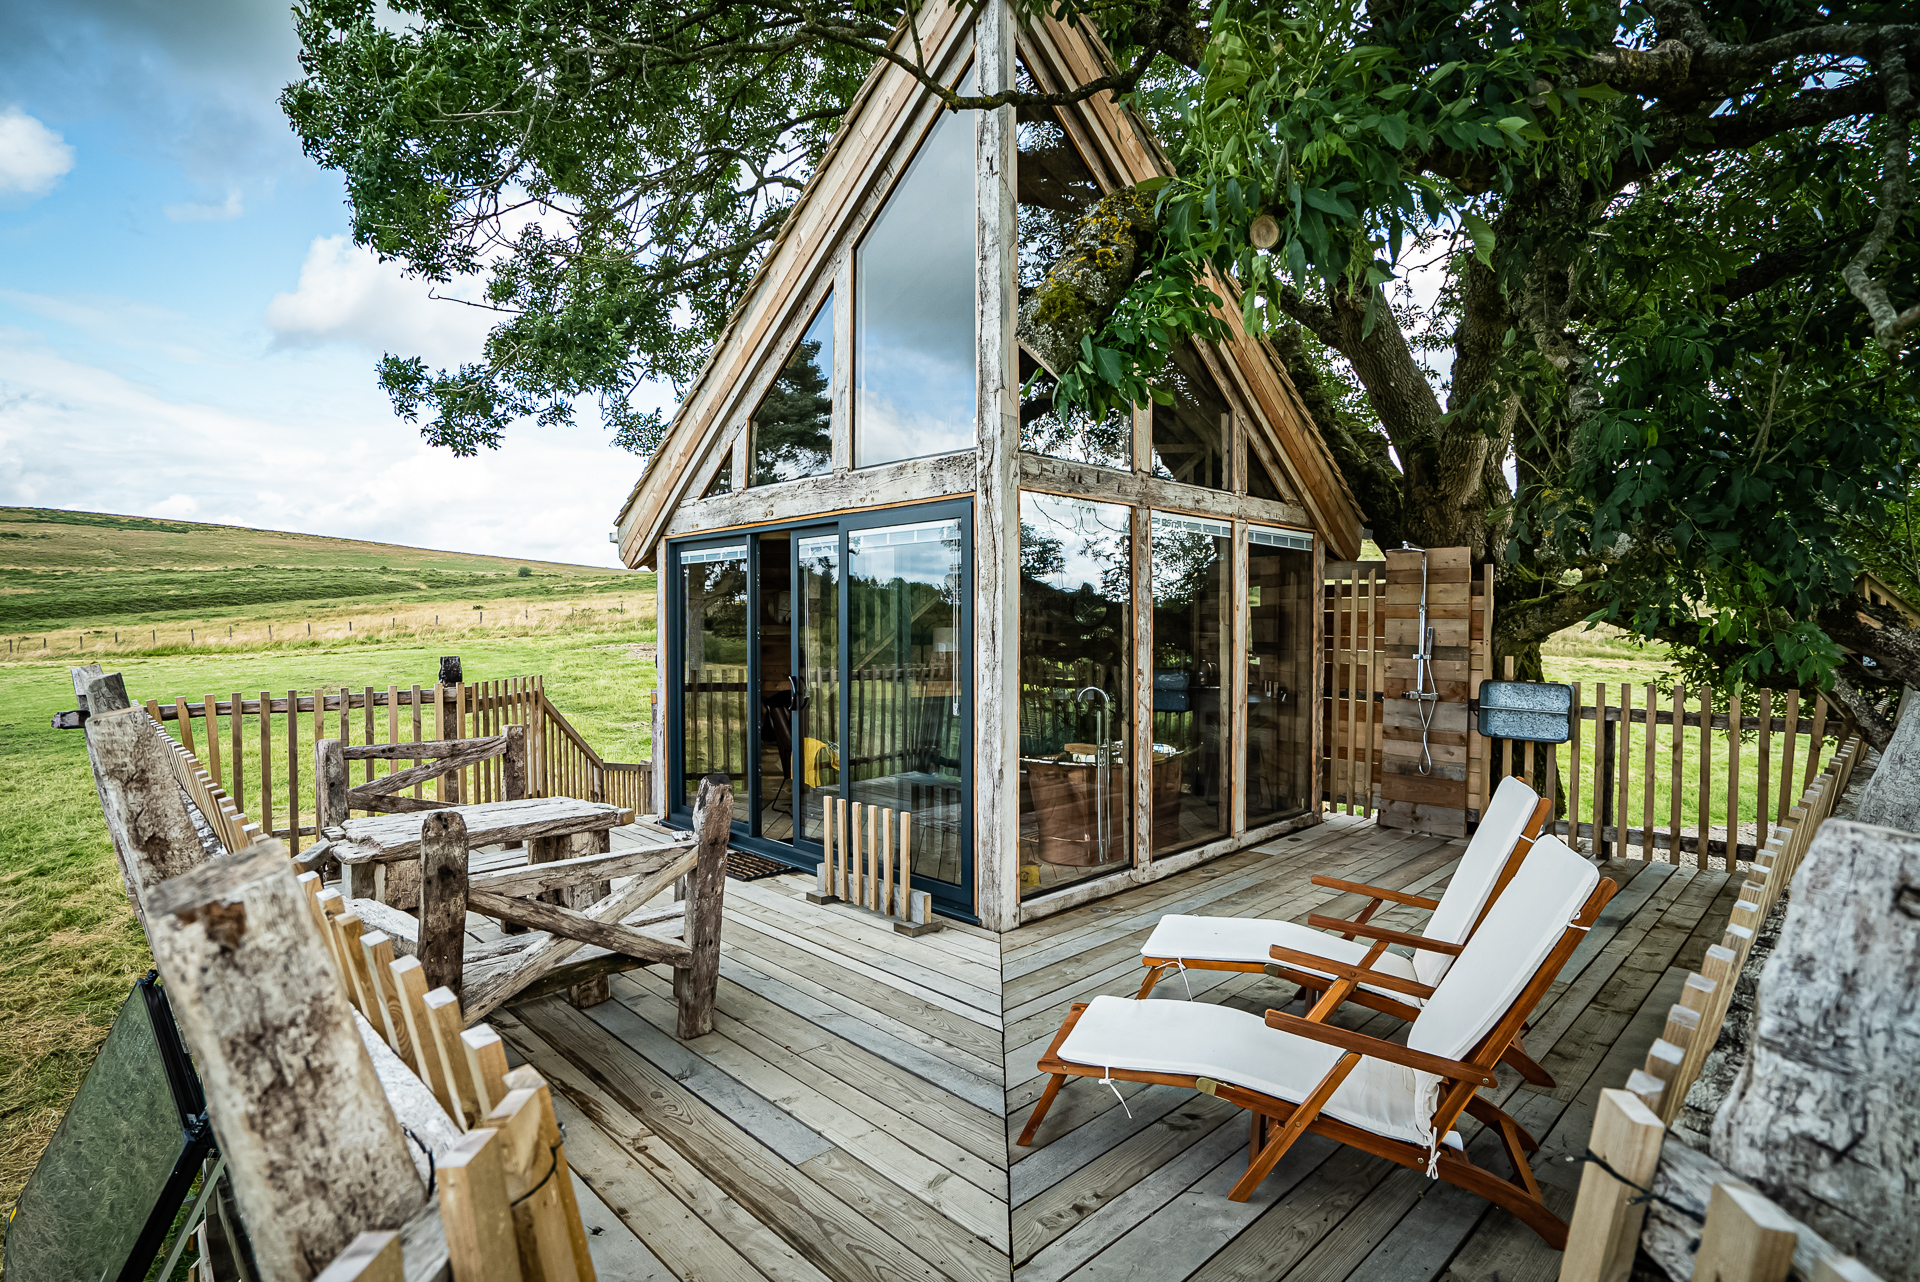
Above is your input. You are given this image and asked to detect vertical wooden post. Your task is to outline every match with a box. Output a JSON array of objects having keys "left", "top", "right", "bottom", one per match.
[
  {"left": 420, "top": 810, "right": 470, "bottom": 1001},
  {"left": 83, "top": 700, "right": 207, "bottom": 921},
  {"left": 1670, "top": 684, "right": 1686, "bottom": 861},
  {"left": 231, "top": 689, "right": 245, "bottom": 813},
  {"left": 439, "top": 1128, "right": 524, "bottom": 1282},
  {"left": 1560, "top": 1090, "right": 1666, "bottom": 1282},
  {"left": 1727, "top": 693, "right": 1744, "bottom": 865},
  {"left": 1568, "top": 681, "right": 1584, "bottom": 847},
  {"left": 317, "top": 739, "right": 348, "bottom": 835},
  {"left": 258, "top": 689, "right": 275, "bottom": 844},
  {"left": 675, "top": 773, "right": 732, "bottom": 1038},
  {"left": 1777, "top": 691, "right": 1800, "bottom": 824},
  {"left": 972, "top": 0, "right": 1019, "bottom": 931},
  {"left": 1690, "top": 1183, "right": 1799, "bottom": 1282},
  {"left": 204, "top": 691, "right": 223, "bottom": 786},
  {"left": 1595, "top": 684, "right": 1612, "bottom": 860},
  {"left": 1698, "top": 687, "right": 1714, "bottom": 869},
  {"left": 286, "top": 690, "right": 301, "bottom": 855},
  {"left": 503, "top": 724, "right": 528, "bottom": 801},
  {"left": 145, "top": 844, "right": 423, "bottom": 1279},
  {"left": 1755, "top": 688, "right": 1773, "bottom": 850},
  {"left": 1617, "top": 682, "right": 1633, "bottom": 857}
]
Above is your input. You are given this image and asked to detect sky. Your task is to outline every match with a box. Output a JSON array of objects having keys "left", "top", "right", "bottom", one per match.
[{"left": 0, "top": 0, "right": 670, "bottom": 568}]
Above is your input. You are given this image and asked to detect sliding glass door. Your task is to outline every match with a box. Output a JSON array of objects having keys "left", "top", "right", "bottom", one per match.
[{"left": 667, "top": 500, "right": 974, "bottom": 918}]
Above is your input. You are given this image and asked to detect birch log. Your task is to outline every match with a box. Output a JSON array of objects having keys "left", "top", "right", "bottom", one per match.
[
  {"left": 1710, "top": 819, "right": 1920, "bottom": 1279},
  {"left": 147, "top": 842, "right": 424, "bottom": 1280}
]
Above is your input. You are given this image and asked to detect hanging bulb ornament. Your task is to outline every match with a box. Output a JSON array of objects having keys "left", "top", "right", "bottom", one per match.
[{"left": 1249, "top": 214, "right": 1280, "bottom": 250}]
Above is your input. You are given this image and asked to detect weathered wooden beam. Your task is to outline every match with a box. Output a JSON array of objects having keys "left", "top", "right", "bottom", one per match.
[
  {"left": 468, "top": 842, "right": 693, "bottom": 898},
  {"left": 146, "top": 842, "right": 423, "bottom": 1279},
  {"left": 348, "top": 741, "right": 503, "bottom": 805},
  {"left": 420, "top": 810, "right": 469, "bottom": 1001},
  {"left": 318, "top": 738, "right": 349, "bottom": 833},
  {"left": 673, "top": 774, "right": 732, "bottom": 1037},
  {"left": 85, "top": 704, "right": 210, "bottom": 921},
  {"left": 467, "top": 889, "right": 691, "bottom": 967},
  {"left": 343, "top": 736, "right": 506, "bottom": 762}
]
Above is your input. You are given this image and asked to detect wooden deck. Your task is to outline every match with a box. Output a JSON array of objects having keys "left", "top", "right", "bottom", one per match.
[{"left": 490, "top": 814, "right": 1740, "bottom": 1282}]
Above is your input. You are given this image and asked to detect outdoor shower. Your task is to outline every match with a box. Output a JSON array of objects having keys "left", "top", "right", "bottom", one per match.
[{"left": 1401, "top": 544, "right": 1439, "bottom": 775}]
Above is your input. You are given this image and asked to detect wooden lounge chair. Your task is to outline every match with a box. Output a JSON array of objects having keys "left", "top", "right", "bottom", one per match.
[
  {"left": 1135, "top": 775, "right": 1555, "bottom": 1082},
  {"left": 1019, "top": 834, "right": 1614, "bottom": 1248}
]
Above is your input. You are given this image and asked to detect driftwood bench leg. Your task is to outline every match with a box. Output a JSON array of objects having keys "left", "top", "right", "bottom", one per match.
[
  {"left": 564, "top": 828, "right": 616, "bottom": 1008},
  {"left": 420, "top": 811, "right": 469, "bottom": 1002},
  {"left": 673, "top": 774, "right": 732, "bottom": 1037}
]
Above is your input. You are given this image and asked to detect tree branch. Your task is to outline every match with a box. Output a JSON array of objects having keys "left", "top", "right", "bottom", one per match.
[{"left": 1843, "top": 56, "right": 1920, "bottom": 354}]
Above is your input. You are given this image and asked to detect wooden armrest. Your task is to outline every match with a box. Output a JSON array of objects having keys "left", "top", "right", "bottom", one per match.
[
  {"left": 1262, "top": 1011, "right": 1497, "bottom": 1086},
  {"left": 1265, "top": 944, "right": 1436, "bottom": 1000},
  {"left": 1309, "top": 875, "right": 1440, "bottom": 911},
  {"left": 1304, "top": 915, "right": 1463, "bottom": 955}
]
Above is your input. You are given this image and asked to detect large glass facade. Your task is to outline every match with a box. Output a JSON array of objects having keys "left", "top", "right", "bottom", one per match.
[
  {"left": 751, "top": 297, "right": 834, "bottom": 485},
  {"left": 855, "top": 98, "right": 976, "bottom": 468},
  {"left": 1015, "top": 62, "right": 1130, "bottom": 471},
  {"left": 1246, "top": 527, "right": 1315, "bottom": 826},
  {"left": 1150, "top": 512, "right": 1232, "bottom": 853},
  {"left": 680, "top": 543, "right": 750, "bottom": 812},
  {"left": 1153, "top": 345, "right": 1230, "bottom": 489},
  {"left": 1018, "top": 493, "right": 1132, "bottom": 898},
  {"left": 846, "top": 519, "right": 967, "bottom": 884}
]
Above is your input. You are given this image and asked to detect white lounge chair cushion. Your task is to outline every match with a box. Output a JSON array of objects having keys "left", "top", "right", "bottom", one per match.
[
  {"left": 1057, "top": 994, "right": 1456, "bottom": 1151},
  {"left": 1408, "top": 834, "right": 1598, "bottom": 1063},
  {"left": 1142, "top": 916, "right": 1421, "bottom": 1001},
  {"left": 1137, "top": 775, "right": 1543, "bottom": 989}
]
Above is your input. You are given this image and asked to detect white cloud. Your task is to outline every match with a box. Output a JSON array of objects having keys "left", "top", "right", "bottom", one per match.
[
  {"left": 0, "top": 107, "right": 75, "bottom": 200},
  {"left": 265, "top": 235, "right": 496, "bottom": 368},
  {"left": 0, "top": 332, "right": 638, "bottom": 566},
  {"left": 165, "top": 189, "right": 244, "bottom": 221}
]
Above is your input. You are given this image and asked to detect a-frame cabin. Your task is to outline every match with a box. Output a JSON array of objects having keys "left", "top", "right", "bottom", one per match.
[{"left": 614, "top": 0, "right": 1366, "bottom": 931}]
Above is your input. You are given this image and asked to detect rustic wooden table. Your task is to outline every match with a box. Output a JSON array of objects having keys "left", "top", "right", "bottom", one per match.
[{"left": 333, "top": 796, "right": 629, "bottom": 864}]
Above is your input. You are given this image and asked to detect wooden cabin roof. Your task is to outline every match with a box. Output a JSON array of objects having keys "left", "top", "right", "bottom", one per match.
[{"left": 613, "top": 6, "right": 1367, "bottom": 568}]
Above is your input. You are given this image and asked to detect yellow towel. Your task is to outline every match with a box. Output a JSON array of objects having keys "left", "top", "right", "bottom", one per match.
[{"left": 803, "top": 738, "right": 840, "bottom": 787}]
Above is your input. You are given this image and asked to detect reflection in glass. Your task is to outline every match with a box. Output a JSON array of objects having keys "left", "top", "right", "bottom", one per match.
[
  {"left": 847, "top": 520, "right": 966, "bottom": 883},
  {"left": 756, "top": 532, "right": 793, "bottom": 838},
  {"left": 680, "top": 544, "right": 750, "bottom": 813},
  {"left": 1018, "top": 493, "right": 1132, "bottom": 898},
  {"left": 1015, "top": 62, "right": 1130, "bottom": 470},
  {"left": 752, "top": 298, "right": 834, "bottom": 485},
  {"left": 1152, "top": 345, "right": 1230, "bottom": 489},
  {"left": 795, "top": 533, "right": 840, "bottom": 845},
  {"left": 855, "top": 89, "right": 976, "bottom": 468},
  {"left": 702, "top": 456, "right": 733, "bottom": 497},
  {"left": 1246, "top": 527, "right": 1315, "bottom": 826},
  {"left": 1150, "top": 512, "right": 1232, "bottom": 853}
]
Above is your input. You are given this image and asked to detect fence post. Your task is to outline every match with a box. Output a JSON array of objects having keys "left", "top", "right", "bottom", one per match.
[
  {"left": 85, "top": 701, "right": 209, "bottom": 921},
  {"left": 1561, "top": 1089, "right": 1666, "bottom": 1282},
  {"left": 1691, "top": 1182, "right": 1799, "bottom": 1282},
  {"left": 1599, "top": 694, "right": 1617, "bottom": 859},
  {"left": 675, "top": 773, "right": 732, "bottom": 1038},
  {"left": 503, "top": 724, "right": 528, "bottom": 802},
  {"left": 318, "top": 738, "right": 348, "bottom": 834},
  {"left": 146, "top": 843, "right": 424, "bottom": 1279}
]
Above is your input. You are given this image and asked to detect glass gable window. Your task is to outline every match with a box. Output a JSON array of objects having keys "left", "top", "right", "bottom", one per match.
[
  {"left": 1018, "top": 493, "right": 1132, "bottom": 898},
  {"left": 1246, "top": 526, "right": 1315, "bottom": 826},
  {"left": 1150, "top": 512, "right": 1232, "bottom": 854},
  {"left": 1248, "top": 449, "right": 1286, "bottom": 501},
  {"left": 680, "top": 543, "right": 750, "bottom": 812},
  {"left": 751, "top": 297, "right": 835, "bottom": 485},
  {"left": 1153, "top": 345, "right": 1230, "bottom": 489},
  {"left": 1016, "top": 63, "right": 1130, "bottom": 471},
  {"left": 847, "top": 519, "right": 967, "bottom": 884},
  {"left": 855, "top": 93, "right": 976, "bottom": 468}
]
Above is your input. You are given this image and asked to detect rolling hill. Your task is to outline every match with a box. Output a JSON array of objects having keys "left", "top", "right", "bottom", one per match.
[{"left": 0, "top": 507, "right": 643, "bottom": 632}]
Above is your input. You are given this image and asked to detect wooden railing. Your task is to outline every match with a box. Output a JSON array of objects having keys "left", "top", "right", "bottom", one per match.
[{"left": 147, "top": 676, "right": 654, "bottom": 850}]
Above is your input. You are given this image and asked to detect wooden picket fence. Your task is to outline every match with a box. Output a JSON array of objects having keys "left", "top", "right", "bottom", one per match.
[
  {"left": 147, "top": 676, "right": 652, "bottom": 854},
  {"left": 1323, "top": 558, "right": 1846, "bottom": 866},
  {"left": 1561, "top": 736, "right": 1872, "bottom": 1282}
]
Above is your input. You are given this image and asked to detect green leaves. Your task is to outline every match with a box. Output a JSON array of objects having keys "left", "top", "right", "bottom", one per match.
[{"left": 1460, "top": 211, "right": 1495, "bottom": 266}]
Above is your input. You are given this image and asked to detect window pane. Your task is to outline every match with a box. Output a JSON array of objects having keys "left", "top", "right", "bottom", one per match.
[
  {"left": 856, "top": 100, "right": 976, "bottom": 467},
  {"left": 1152, "top": 345, "right": 1229, "bottom": 489},
  {"left": 1015, "top": 62, "right": 1129, "bottom": 470},
  {"left": 681, "top": 544, "right": 749, "bottom": 812},
  {"left": 752, "top": 298, "right": 834, "bottom": 485},
  {"left": 1248, "top": 449, "right": 1286, "bottom": 501},
  {"left": 1246, "top": 529, "right": 1315, "bottom": 825},
  {"left": 795, "top": 533, "right": 840, "bottom": 846},
  {"left": 1150, "top": 512, "right": 1232, "bottom": 853},
  {"left": 847, "top": 519, "right": 966, "bottom": 883},
  {"left": 702, "top": 457, "right": 733, "bottom": 497},
  {"left": 1019, "top": 493, "right": 1132, "bottom": 898}
]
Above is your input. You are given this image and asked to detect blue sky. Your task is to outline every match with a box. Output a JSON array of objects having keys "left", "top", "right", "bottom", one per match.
[{"left": 0, "top": 0, "right": 667, "bottom": 567}]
